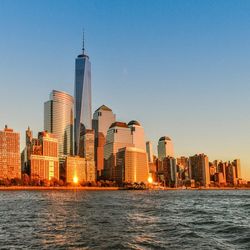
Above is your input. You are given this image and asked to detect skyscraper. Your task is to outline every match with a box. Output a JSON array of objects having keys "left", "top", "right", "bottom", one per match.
[
  {"left": 44, "top": 90, "right": 74, "bottom": 157},
  {"left": 103, "top": 120, "right": 148, "bottom": 181},
  {"left": 0, "top": 126, "right": 21, "bottom": 180},
  {"left": 116, "top": 147, "right": 149, "bottom": 184},
  {"left": 128, "top": 120, "right": 146, "bottom": 151},
  {"left": 74, "top": 34, "right": 92, "bottom": 155},
  {"left": 104, "top": 122, "right": 134, "bottom": 180},
  {"left": 157, "top": 136, "right": 174, "bottom": 160},
  {"left": 189, "top": 154, "right": 210, "bottom": 187},
  {"left": 92, "top": 105, "right": 116, "bottom": 177},
  {"left": 146, "top": 141, "right": 154, "bottom": 163}
]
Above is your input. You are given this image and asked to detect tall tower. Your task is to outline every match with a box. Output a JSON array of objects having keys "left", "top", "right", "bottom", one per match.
[
  {"left": 92, "top": 105, "right": 116, "bottom": 177},
  {"left": 74, "top": 32, "right": 92, "bottom": 155},
  {"left": 44, "top": 90, "right": 74, "bottom": 157},
  {"left": 157, "top": 136, "right": 174, "bottom": 160}
]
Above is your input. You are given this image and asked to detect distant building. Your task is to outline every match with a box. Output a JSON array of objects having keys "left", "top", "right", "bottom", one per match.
[
  {"left": 157, "top": 136, "right": 174, "bottom": 160},
  {"left": 104, "top": 122, "right": 134, "bottom": 180},
  {"left": 225, "top": 162, "right": 237, "bottom": 186},
  {"left": 65, "top": 156, "right": 86, "bottom": 184},
  {"left": 84, "top": 129, "right": 95, "bottom": 161},
  {"left": 30, "top": 131, "right": 59, "bottom": 181},
  {"left": 189, "top": 154, "right": 210, "bottom": 187},
  {"left": 128, "top": 120, "right": 146, "bottom": 151},
  {"left": 21, "top": 126, "right": 33, "bottom": 174},
  {"left": 86, "top": 160, "right": 96, "bottom": 182},
  {"left": 217, "top": 161, "right": 226, "bottom": 182},
  {"left": 0, "top": 126, "right": 21, "bottom": 180},
  {"left": 92, "top": 105, "right": 116, "bottom": 177},
  {"left": 44, "top": 90, "right": 74, "bottom": 157},
  {"left": 146, "top": 141, "right": 154, "bottom": 163},
  {"left": 162, "top": 157, "right": 177, "bottom": 187},
  {"left": 116, "top": 147, "right": 149, "bottom": 184},
  {"left": 83, "top": 129, "right": 96, "bottom": 182},
  {"left": 74, "top": 35, "right": 92, "bottom": 155},
  {"left": 214, "top": 172, "right": 225, "bottom": 185},
  {"left": 233, "top": 159, "right": 241, "bottom": 179},
  {"left": 177, "top": 156, "right": 190, "bottom": 180}
]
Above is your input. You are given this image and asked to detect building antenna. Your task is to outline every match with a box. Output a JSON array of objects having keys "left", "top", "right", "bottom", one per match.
[{"left": 82, "top": 28, "right": 85, "bottom": 54}]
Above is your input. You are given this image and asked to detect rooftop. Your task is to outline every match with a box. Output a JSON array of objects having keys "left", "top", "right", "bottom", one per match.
[
  {"left": 109, "top": 122, "right": 128, "bottom": 129},
  {"left": 95, "top": 105, "right": 112, "bottom": 112}
]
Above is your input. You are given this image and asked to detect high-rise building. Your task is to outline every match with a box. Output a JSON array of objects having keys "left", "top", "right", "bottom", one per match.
[
  {"left": 83, "top": 129, "right": 96, "bottom": 182},
  {"left": 74, "top": 34, "right": 92, "bottom": 155},
  {"left": 65, "top": 156, "right": 86, "bottom": 184},
  {"left": 0, "top": 126, "right": 21, "bottom": 180},
  {"left": 162, "top": 157, "right": 177, "bottom": 187},
  {"left": 189, "top": 154, "right": 210, "bottom": 187},
  {"left": 157, "top": 136, "right": 174, "bottom": 160},
  {"left": 233, "top": 159, "right": 241, "bottom": 179},
  {"left": 21, "top": 127, "right": 33, "bottom": 174},
  {"left": 146, "top": 141, "right": 154, "bottom": 163},
  {"left": 92, "top": 105, "right": 116, "bottom": 177},
  {"left": 177, "top": 156, "right": 190, "bottom": 180},
  {"left": 30, "top": 131, "right": 59, "bottom": 181},
  {"left": 44, "top": 90, "right": 74, "bottom": 157},
  {"left": 83, "top": 129, "right": 95, "bottom": 161},
  {"left": 103, "top": 120, "right": 148, "bottom": 182},
  {"left": 116, "top": 147, "right": 149, "bottom": 184},
  {"left": 104, "top": 122, "right": 134, "bottom": 180},
  {"left": 128, "top": 120, "right": 146, "bottom": 151}
]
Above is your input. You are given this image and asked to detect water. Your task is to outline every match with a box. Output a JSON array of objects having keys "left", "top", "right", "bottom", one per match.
[{"left": 0, "top": 190, "right": 249, "bottom": 249}]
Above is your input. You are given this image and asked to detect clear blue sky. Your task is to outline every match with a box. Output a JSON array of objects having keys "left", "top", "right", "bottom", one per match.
[{"left": 0, "top": 0, "right": 250, "bottom": 179}]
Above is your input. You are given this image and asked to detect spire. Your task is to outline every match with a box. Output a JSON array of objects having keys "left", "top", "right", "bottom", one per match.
[{"left": 82, "top": 29, "right": 85, "bottom": 54}]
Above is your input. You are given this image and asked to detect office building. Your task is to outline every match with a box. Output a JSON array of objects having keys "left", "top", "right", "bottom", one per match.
[
  {"left": 0, "top": 126, "right": 21, "bottom": 179},
  {"left": 65, "top": 156, "right": 86, "bottom": 184},
  {"left": 44, "top": 90, "right": 74, "bottom": 157},
  {"left": 92, "top": 105, "right": 116, "bottom": 177},
  {"left": 104, "top": 122, "right": 134, "bottom": 180},
  {"left": 116, "top": 147, "right": 149, "bottom": 184},
  {"left": 157, "top": 136, "right": 174, "bottom": 160},
  {"left": 128, "top": 120, "right": 146, "bottom": 151},
  {"left": 30, "top": 131, "right": 59, "bottom": 181},
  {"left": 225, "top": 162, "right": 237, "bottom": 186},
  {"left": 162, "top": 157, "right": 177, "bottom": 187},
  {"left": 146, "top": 141, "right": 154, "bottom": 163},
  {"left": 177, "top": 156, "right": 190, "bottom": 180},
  {"left": 74, "top": 34, "right": 92, "bottom": 155},
  {"left": 189, "top": 154, "right": 210, "bottom": 187},
  {"left": 21, "top": 127, "right": 33, "bottom": 174},
  {"left": 83, "top": 129, "right": 95, "bottom": 161},
  {"left": 233, "top": 159, "right": 241, "bottom": 179}
]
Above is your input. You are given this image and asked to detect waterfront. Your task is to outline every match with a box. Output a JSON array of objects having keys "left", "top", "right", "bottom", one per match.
[{"left": 0, "top": 190, "right": 249, "bottom": 249}]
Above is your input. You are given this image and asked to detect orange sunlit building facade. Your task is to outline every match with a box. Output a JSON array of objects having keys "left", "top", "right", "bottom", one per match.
[
  {"left": 30, "top": 131, "right": 59, "bottom": 181},
  {"left": 0, "top": 126, "right": 21, "bottom": 180}
]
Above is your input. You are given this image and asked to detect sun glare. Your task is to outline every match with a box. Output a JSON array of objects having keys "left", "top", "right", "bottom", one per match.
[
  {"left": 148, "top": 176, "right": 153, "bottom": 184},
  {"left": 73, "top": 176, "right": 78, "bottom": 184}
]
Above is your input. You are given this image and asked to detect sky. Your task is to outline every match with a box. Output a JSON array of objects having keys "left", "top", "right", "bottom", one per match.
[{"left": 0, "top": 0, "right": 250, "bottom": 180}]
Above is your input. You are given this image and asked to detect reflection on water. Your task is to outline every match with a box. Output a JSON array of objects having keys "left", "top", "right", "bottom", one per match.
[{"left": 0, "top": 190, "right": 249, "bottom": 249}]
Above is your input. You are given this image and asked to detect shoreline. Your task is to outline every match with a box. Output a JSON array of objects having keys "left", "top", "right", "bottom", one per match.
[{"left": 0, "top": 186, "right": 249, "bottom": 191}]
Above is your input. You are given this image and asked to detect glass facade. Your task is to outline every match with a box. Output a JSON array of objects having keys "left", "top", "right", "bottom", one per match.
[
  {"left": 44, "top": 90, "right": 74, "bottom": 157},
  {"left": 74, "top": 52, "right": 92, "bottom": 155}
]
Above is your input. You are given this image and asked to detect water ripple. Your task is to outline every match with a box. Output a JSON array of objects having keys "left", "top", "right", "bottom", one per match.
[{"left": 0, "top": 190, "right": 249, "bottom": 249}]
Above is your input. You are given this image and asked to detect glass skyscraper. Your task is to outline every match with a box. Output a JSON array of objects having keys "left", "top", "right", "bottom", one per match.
[
  {"left": 74, "top": 36, "right": 92, "bottom": 155},
  {"left": 44, "top": 90, "right": 74, "bottom": 157}
]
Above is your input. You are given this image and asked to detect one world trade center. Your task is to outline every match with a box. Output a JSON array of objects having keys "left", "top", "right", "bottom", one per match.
[{"left": 74, "top": 34, "right": 92, "bottom": 155}]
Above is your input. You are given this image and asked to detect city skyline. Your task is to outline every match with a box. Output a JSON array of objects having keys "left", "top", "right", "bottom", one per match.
[{"left": 0, "top": 0, "right": 250, "bottom": 179}]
